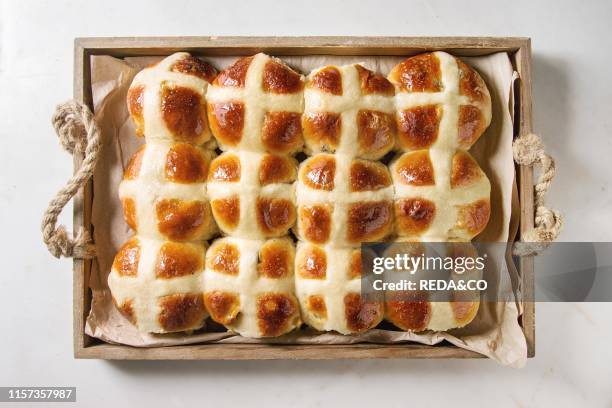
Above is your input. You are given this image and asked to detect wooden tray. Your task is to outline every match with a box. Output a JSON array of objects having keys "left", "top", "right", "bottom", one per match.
[{"left": 72, "top": 36, "right": 535, "bottom": 360}]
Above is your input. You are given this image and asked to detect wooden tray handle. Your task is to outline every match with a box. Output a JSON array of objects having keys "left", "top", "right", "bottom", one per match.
[
  {"left": 42, "top": 100, "right": 99, "bottom": 259},
  {"left": 512, "top": 133, "right": 563, "bottom": 256}
]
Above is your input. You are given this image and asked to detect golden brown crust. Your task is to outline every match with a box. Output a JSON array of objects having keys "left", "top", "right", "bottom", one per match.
[
  {"left": 348, "top": 250, "right": 363, "bottom": 279},
  {"left": 458, "top": 105, "right": 487, "bottom": 149},
  {"left": 299, "top": 205, "right": 332, "bottom": 244},
  {"left": 457, "top": 59, "right": 487, "bottom": 102},
  {"left": 450, "top": 301, "right": 479, "bottom": 325},
  {"left": 211, "top": 197, "right": 240, "bottom": 229},
  {"left": 301, "top": 155, "right": 336, "bottom": 191},
  {"left": 121, "top": 198, "right": 137, "bottom": 230},
  {"left": 259, "top": 154, "right": 297, "bottom": 185},
  {"left": 349, "top": 160, "right": 392, "bottom": 192},
  {"left": 171, "top": 56, "right": 217, "bottom": 83},
  {"left": 209, "top": 154, "right": 241, "bottom": 182},
  {"left": 296, "top": 244, "right": 327, "bottom": 279},
  {"left": 156, "top": 199, "right": 207, "bottom": 241},
  {"left": 306, "top": 295, "right": 327, "bottom": 319},
  {"left": 457, "top": 199, "right": 490, "bottom": 236},
  {"left": 308, "top": 67, "right": 342, "bottom": 95},
  {"left": 115, "top": 299, "right": 137, "bottom": 324},
  {"left": 207, "top": 102, "right": 245, "bottom": 147},
  {"left": 385, "top": 291, "right": 431, "bottom": 331},
  {"left": 451, "top": 150, "right": 482, "bottom": 189},
  {"left": 302, "top": 112, "right": 341, "bottom": 151},
  {"left": 258, "top": 239, "right": 293, "bottom": 279},
  {"left": 344, "top": 293, "right": 383, "bottom": 333},
  {"left": 262, "top": 60, "right": 304, "bottom": 94},
  {"left": 127, "top": 85, "right": 145, "bottom": 137},
  {"left": 355, "top": 65, "right": 394, "bottom": 96},
  {"left": 207, "top": 242, "right": 240, "bottom": 276},
  {"left": 347, "top": 201, "right": 392, "bottom": 243},
  {"left": 389, "top": 53, "right": 442, "bottom": 93},
  {"left": 261, "top": 111, "right": 303, "bottom": 154},
  {"left": 158, "top": 293, "right": 206, "bottom": 332},
  {"left": 161, "top": 85, "right": 207, "bottom": 143},
  {"left": 164, "top": 143, "right": 209, "bottom": 183},
  {"left": 397, "top": 105, "right": 441, "bottom": 150},
  {"left": 123, "top": 145, "right": 145, "bottom": 180},
  {"left": 204, "top": 291, "right": 240, "bottom": 325},
  {"left": 447, "top": 241, "right": 479, "bottom": 259},
  {"left": 256, "top": 293, "right": 298, "bottom": 337},
  {"left": 394, "top": 150, "right": 435, "bottom": 186},
  {"left": 395, "top": 198, "right": 436, "bottom": 235},
  {"left": 112, "top": 237, "right": 140, "bottom": 277},
  {"left": 256, "top": 197, "right": 296, "bottom": 236},
  {"left": 213, "top": 56, "right": 253, "bottom": 88},
  {"left": 356, "top": 110, "right": 396, "bottom": 156},
  {"left": 155, "top": 242, "right": 203, "bottom": 279}
]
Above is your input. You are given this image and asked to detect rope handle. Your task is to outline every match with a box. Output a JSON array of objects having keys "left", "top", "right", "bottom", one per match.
[
  {"left": 512, "top": 133, "right": 563, "bottom": 256},
  {"left": 41, "top": 101, "right": 100, "bottom": 259}
]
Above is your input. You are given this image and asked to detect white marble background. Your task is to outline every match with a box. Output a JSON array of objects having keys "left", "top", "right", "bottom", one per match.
[{"left": 1, "top": 0, "right": 611, "bottom": 406}]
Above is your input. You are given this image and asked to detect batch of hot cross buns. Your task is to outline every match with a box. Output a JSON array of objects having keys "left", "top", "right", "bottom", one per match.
[{"left": 108, "top": 51, "right": 493, "bottom": 338}]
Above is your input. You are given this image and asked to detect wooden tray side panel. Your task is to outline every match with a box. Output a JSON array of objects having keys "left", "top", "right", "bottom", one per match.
[
  {"left": 73, "top": 41, "right": 95, "bottom": 356},
  {"left": 514, "top": 41, "right": 536, "bottom": 357},
  {"left": 74, "top": 36, "right": 527, "bottom": 57},
  {"left": 77, "top": 343, "right": 483, "bottom": 360},
  {"left": 72, "top": 36, "right": 533, "bottom": 360}
]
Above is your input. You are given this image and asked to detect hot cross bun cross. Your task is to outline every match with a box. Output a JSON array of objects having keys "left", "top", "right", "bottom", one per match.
[
  {"left": 295, "top": 243, "right": 383, "bottom": 334},
  {"left": 203, "top": 237, "right": 301, "bottom": 337},
  {"left": 119, "top": 142, "right": 218, "bottom": 241},
  {"left": 206, "top": 53, "right": 305, "bottom": 154},
  {"left": 108, "top": 237, "right": 207, "bottom": 333},
  {"left": 383, "top": 240, "right": 481, "bottom": 331},
  {"left": 206, "top": 151, "right": 297, "bottom": 239},
  {"left": 390, "top": 149, "right": 491, "bottom": 240},
  {"left": 302, "top": 64, "right": 396, "bottom": 160},
  {"left": 295, "top": 153, "right": 394, "bottom": 247},
  {"left": 127, "top": 52, "right": 217, "bottom": 145},
  {"left": 388, "top": 52, "right": 492, "bottom": 152},
  {"left": 388, "top": 52, "right": 492, "bottom": 241}
]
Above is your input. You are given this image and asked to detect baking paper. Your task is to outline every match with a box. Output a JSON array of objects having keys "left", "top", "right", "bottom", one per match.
[{"left": 84, "top": 52, "right": 526, "bottom": 367}]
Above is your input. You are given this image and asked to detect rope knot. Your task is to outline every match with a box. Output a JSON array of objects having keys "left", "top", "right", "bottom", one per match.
[
  {"left": 42, "top": 100, "right": 100, "bottom": 259},
  {"left": 512, "top": 132, "right": 543, "bottom": 166},
  {"left": 512, "top": 133, "right": 563, "bottom": 257},
  {"left": 45, "top": 226, "right": 96, "bottom": 259},
  {"left": 52, "top": 101, "right": 94, "bottom": 154}
]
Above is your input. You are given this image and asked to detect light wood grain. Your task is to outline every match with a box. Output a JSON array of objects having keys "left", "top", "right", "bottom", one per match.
[
  {"left": 513, "top": 40, "right": 536, "bottom": 358},
  {"left": 72, "top": 36, "right": 535, "bottom": 360},
  {"left": 73, "top": 40, "right": 94, "bottom": 355},
  {"left": 76, "top": 343, "right": 484, "bottom": 360},
  {"left": 75, "top": 36, "right": 528, "bottom": 57}
]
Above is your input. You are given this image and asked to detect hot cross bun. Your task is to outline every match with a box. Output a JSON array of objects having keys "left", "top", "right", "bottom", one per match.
[
  {"left": 390, "top": 149, "right": 491, "bottom": 240},
  {"left": 206, "top": 53, "right": 305, "bottom": 154},
  {"left": 388, "top": 51, "right": 491, "bottom": 152},
  {"left": 119, "top": 142, "right": 218, "bottom": 241},
  {"left": 127, "top": 52, "right": 217, "bottom": 145},
  {"left": 108, "top": 237, "right": 207, "bottom": 333},
  {"left": 295, "top": 243, "right": 383, "bottom": 334},
  {"left": 206, "top": 151, "right": 297, "bottom": 239},
  {"left": 302, "top": 64, "right": 396, "bottom": 160},
  {"left": 203, "top": 237, "right": 301, "bottom": 337},
  {"left": 382, "top": 240, "right": 481, "bottom": 331},
  {"left": 295, "top": 153, "right": 394, "bottom": 246}
]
